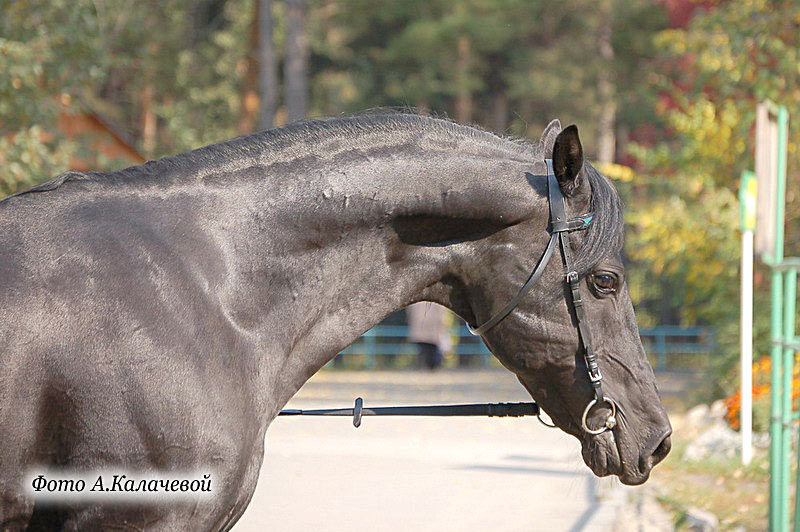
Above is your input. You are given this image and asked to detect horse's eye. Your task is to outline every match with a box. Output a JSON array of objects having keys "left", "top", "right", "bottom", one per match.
[{"left": 592, "top": 273, "right": 617, "bottom": 293}]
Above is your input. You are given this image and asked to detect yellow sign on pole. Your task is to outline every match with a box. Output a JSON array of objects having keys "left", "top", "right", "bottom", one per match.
[{"left": 740, "top": 171, "right": 757, "bottom": 232}]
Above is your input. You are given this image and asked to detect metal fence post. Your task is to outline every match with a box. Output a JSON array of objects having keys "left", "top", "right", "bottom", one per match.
[
  {"left": 740, "top": 170, "right": 757, "bottom": 465},
  {"left": 787, "top": 268, "right": 800, "bottom": 532},
  {"left": 768, "top": 220, "right": 785, "bottom": 531},
  {"left": 781, "top": 268, "right": 794, "bottom": 530},
  {"left": 768, "top": 104, "right": 789, "bottom": 532},
  {"left": 655, "top": 332, "right": 667, "bottom": 371},
  {"left": 364, "top": 328, "right": 376, "bottom": 369}
]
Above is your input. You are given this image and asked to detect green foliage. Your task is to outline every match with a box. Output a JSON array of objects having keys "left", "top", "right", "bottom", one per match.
[
  {"left": 1, "top": 0, "right": 255, "bottom": 189},
  {"left": 310, "top": 0, "right": 666, "bottom": 151},
  {"left": 0, "top": 0, "right": 103, "bottom": 127},
  {"left": 0, "top": 0, "right": 103, "bottom": 190},
  {"left": 1, "top": 0, "right": 668, "bottom": 175},
  {"left": 627, "top": 0, "right": 800, "bottom": 396},
  {"left": 0, "top": 127, "right": 75, "bottom": 196},
  {"left": 154, "top": 0, "right": 254, "bottom": 152}
]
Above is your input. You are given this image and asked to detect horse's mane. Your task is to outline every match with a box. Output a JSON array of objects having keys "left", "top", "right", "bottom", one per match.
[
  {"left": 4, "top": 112, "right": 539, "bottom": 197},
  {"left": 577, "top": 162, "right": 625, "bottom": 276},
  {"left": 124, "top": 111, "right": 544, "bottom": 179}
]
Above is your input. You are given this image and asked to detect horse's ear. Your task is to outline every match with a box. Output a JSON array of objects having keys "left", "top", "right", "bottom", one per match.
[
  {"left": 552, "top": 124, "right": 584, "bottom": 196},
  {"left": 540, "top": 119, "right": 562, "bottom": 156}
]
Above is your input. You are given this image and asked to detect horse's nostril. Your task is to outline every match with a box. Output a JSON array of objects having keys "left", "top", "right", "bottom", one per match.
[
  {"left": 651, "top": 434, "right": 672, "bottom": 465},
  {"left": 640, "top": 432, "right": 672, "bottom": 475}
]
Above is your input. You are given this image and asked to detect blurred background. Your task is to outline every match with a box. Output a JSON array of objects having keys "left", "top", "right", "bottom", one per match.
[{"left": 2, "top": 0, "right": 799, "bottom": 529}]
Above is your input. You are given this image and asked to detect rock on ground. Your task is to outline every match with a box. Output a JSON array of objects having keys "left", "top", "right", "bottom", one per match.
[
  {"left": 683, "top": 423, "right": 740, "bottom": 462},
  {"left": 685, "top": 505, "right": 719, "bottom": 531},
  {"left": 614, "top": 484, "right": 674, "bottom": 532}
]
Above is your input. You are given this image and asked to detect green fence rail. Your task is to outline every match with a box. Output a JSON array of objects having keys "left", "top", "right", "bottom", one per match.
[{"left": 332, "top": 324, "right": 715, "bottom": 370}]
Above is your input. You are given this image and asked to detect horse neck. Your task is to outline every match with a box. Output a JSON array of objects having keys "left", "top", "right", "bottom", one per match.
[{"left": 219, "top": 142, "right": 546, "bottom": 408}]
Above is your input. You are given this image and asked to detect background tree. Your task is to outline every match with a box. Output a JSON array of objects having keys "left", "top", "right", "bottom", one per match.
[
  {"left": 259, "top": 0, "right": 278, "bottom": 129},
  {"left": 0, "top": 0, "right": 101, "bottom": 195},
  {"left": 285, "top": 0, "right": 309, "bottom": 121}
]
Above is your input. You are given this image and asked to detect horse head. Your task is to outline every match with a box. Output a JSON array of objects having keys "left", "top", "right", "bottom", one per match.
[{"left": 466, "top": 122, "right": 671, "bottom": 485}]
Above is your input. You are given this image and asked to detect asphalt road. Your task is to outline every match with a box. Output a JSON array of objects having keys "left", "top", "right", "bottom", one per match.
[{"left": 236, "top": 370, "right": 627, "bottom": 532}]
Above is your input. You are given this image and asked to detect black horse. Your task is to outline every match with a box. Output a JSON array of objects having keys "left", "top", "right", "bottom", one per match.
[{"left": 0, "top": 114, "right": 670, "bottom": 529}]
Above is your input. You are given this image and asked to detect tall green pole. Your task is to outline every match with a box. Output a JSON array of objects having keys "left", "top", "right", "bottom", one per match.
[
  {"left": 781, "top": 269, "right": 793, "bottom": 527},
  {"left": 790, "top": 270, "right": 800, "bottom": 530},
  {"left": 785, "top": 269, "right": 797, "bottom": 529},
  {"left": 777, "top": 107, "right": 790, "bottom": 531},
  {"left": 770, "top": 272, "right": 785, "bottom": 529},
  {"left": 769, "top": 105, "right": 789, "bottom": 531}
]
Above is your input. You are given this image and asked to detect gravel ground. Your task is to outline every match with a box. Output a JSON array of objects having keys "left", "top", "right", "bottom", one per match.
[{"left": 235, "top": 369, "right": 636, "bottom": 532}]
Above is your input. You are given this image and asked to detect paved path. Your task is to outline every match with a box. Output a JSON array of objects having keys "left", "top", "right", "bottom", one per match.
[{"left": 236, "top": 370, "right": 627, "bottom": 531}]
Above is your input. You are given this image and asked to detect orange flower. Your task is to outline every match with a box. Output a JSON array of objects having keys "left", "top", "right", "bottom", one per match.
[{"left": 723, "top": 356, "right": 800, "bottom": 430}]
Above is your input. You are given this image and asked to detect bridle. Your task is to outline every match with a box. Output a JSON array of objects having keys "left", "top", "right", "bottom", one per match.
[
  {"left": 467, "top": 159, "right": 618, "bottom": 436},
  {"left": 277, "top": 159, "right": 617, "bottom": 436}
]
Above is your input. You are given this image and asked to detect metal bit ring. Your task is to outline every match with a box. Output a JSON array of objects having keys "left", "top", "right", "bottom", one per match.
[{"left": 581, "top": 397, "right": 618, "bottom": 435}]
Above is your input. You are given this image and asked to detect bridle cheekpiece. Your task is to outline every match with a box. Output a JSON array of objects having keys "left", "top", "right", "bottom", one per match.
[{"left": 467, "top": 159, "right": 618, "bottom": 435}]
